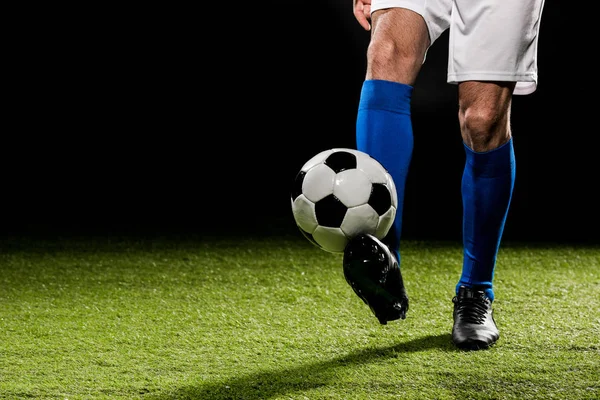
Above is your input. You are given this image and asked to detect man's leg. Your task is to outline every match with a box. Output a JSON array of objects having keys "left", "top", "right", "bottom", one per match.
[
  {"left": 453, "top": 81, "right": 516, "bottom": 350},
  {"left": 344, "top": 8, "right": 429, "bottom": 324},
  {"left": 358, "top": 7, "right": 429, "bottom": 261}
]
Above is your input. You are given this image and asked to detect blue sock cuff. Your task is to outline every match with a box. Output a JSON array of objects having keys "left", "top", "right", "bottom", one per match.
[
  {"left": 464, "top": 139, "right": 515, "bottom": 178},
  {"left": 359, "top": 79, "right": 413, "bottom": 114}
]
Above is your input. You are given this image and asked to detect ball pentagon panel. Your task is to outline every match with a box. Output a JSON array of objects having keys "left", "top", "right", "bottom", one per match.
[
  {"left": 300, "top": 149, "right": 334, "bottom": 172},
  {"left": 323, "top": 150, "right": 357, "bottom": 173},
  {"left": 314, "top": 194, "right": 348, "bottom": 228},
  {"left": 368, "top": 182, "right": 394, "bottom": 216}
]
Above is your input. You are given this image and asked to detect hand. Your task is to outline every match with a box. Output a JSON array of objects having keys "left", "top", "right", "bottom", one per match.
[{"left": 353, "top": 0, "right": 372, "bottom": 31}]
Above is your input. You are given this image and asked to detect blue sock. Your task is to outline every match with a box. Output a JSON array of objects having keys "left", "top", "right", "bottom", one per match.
[
  {"left": 458, "top": 139, "right": 516, "bottom": 301},
  {"left": 356, "top": 79, "right": 414, "bottom": 264}
]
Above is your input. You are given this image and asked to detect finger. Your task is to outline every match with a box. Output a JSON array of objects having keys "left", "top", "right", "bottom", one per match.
[{"left": 354, "top": 3, "right": 371, "bottom": 31}]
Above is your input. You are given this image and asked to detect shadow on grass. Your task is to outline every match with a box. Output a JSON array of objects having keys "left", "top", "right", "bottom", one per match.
[{"left": 151, "top": 333, "right": 454, "bottom": 400}]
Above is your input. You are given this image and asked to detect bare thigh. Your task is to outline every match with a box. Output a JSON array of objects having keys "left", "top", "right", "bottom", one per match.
[
  {"left": 458, "top": 81, "right": 516, "bottom": 152},
  {"left": 367, "top": 8, "right": 430, "bottom": 86}
]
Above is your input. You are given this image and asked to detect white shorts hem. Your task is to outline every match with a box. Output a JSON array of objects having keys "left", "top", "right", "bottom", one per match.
[
  {"left": 447, "top": 72, "right": 539, "bottom": 95},
  {"left": 371, "top": 1, "right": 425, "bottom": 18}
]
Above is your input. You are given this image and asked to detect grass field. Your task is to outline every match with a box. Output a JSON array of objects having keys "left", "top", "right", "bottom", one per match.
[{"left": 0, "top": 234, "right": 598, "bottom": 399}]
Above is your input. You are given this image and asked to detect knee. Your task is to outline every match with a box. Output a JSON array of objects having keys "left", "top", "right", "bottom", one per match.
[
  {"left": 459, "top": 105, "right": 510, "bottom": 152},
  {"left": 366, "top": 38, "right": 423, "bottom": 83}
]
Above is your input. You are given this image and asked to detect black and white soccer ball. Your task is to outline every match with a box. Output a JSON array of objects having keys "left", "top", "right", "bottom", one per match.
[{"left": 290, "top": 148, "right": 398, "bottom": 254}]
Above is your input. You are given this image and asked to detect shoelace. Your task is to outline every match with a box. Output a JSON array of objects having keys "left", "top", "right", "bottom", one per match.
[{"left": 454, "top": 296, "right": 488, "bottom": 324}]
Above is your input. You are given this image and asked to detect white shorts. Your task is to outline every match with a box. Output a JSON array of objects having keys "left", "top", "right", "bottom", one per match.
[{"left": 372, "top": 0, "right": 546, "bottom": 95}]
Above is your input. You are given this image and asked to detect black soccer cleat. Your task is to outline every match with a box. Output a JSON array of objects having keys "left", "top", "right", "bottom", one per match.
[
  {"left": 452, "top": 286, "right": 499, "bottom": 350},
  {"left": 343, "top": 233, "right": 408, "bottom": 325}
]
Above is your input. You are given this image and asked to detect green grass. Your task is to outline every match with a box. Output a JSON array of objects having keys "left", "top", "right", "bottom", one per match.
[{"left": 1, "top": 234, "right": 599, "bottom": 399}]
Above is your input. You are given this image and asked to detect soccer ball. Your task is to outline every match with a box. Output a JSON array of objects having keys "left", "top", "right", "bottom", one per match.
[{"left": 290, "top": 148, "right": 398, "bottom": 253}]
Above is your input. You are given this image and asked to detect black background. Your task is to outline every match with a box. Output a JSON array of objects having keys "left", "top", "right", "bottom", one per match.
[{"left": 3, "top": 2, "right": 597, "bottom": 244}]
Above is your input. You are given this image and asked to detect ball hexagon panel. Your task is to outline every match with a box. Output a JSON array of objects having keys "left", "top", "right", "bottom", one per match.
[
  {"left": 385, "top": 173, "right": 398, "bottom": 206},
  {"left": 302, "top": 163, "right": 336, "bottom": 203},
  {"left": 355, "top": 154, "right": 390, "bottom": 184},
  {"left": 312, "top": 225, "right": 348, "bottom": 253},
  {"left": 291, "top": 170, "right": 306, "bottom": 201},
  {"left": 341, "top": 204, "right": 379, "bottom": 238},
  {"left": 298, "top": 227, "right": 320, "bottom": 248},
  {"left": 376, "top": 206, "right": 396, "bottom": 239},
  {"left": 291, "top": 194, "right": 318, "bottom": 234},
  {"left": 333, "top": 168, "right": 372, "bottom": 207}
]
